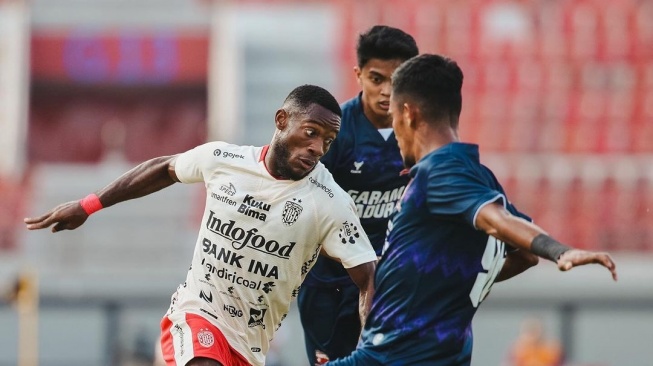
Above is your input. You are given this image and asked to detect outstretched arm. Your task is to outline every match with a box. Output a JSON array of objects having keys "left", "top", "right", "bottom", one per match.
[
  {"left": 475, "top": 202, "right": 617, "bottom": 281},
  {"left": 495, "top": 247, "right": 539, "bottom": 282},
  {"left": 346, "top": 261, "right": 376, "bottom": 330},
  {"left": 24, "top": 155, "right": 180, "bottom": 232}
]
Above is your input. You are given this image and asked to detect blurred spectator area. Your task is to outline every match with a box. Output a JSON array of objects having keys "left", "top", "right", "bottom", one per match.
[
  {"left": 28, "top": 30, "right": 209, "bottom": 163},
  {"left": 337, "top": 0, "right": 653, "bottom": 154},
  {"left": 3, "top": 0, "right": 651, "bottom": 255},
  {"left": 29, "top": 83, "right": 207, "bottom": 163},
  {"left": 333, "top": 0, "right": 653, "bottom": 251}
]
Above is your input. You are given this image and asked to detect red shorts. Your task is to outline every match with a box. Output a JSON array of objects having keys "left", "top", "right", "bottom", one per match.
[{"left": 160, "top": 312, "right": 250, "bottom": 366}]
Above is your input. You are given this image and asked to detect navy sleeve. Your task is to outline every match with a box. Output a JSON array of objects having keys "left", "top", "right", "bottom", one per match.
[
  {"left": 507, "top": 201, "right": 531, "bottom": 222},
  {"left": 483, "top": 164, "right": 532, "bottom": 223},
  {"left": 426, "top": 158, "right": 505, "bottom": 228}
]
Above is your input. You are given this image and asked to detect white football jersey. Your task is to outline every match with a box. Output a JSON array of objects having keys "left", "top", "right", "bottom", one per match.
[{"left": 167, "top": 141, "right": 377, "bottom": 366}]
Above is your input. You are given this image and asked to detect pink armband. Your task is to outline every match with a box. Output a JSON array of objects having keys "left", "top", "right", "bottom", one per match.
[{"left": 79, "top": 194, "right": 103, "bottom": 216}]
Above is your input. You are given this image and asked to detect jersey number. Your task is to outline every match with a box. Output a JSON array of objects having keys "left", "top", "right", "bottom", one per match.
[{"left": 469, "top": 236, "right": 506, "bottom": 308}]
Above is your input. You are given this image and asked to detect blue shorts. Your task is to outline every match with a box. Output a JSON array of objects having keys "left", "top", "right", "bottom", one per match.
[
  {"left": 325, "top": 349, "right": 383, "bottom": 366},
  {"left": 297, "top": 282, "right": 361, "bottom": 363}
]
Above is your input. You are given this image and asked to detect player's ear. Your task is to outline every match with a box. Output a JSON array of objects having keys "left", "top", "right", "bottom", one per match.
[
  {"left": 402, "top": 102, "right": 418, "bottom": 129},
  {"left": 275, "top": 109, "right": 289, "bottom": 130},
  {"left": 354, "top": 66, "right": 362, "bottom": 86}
]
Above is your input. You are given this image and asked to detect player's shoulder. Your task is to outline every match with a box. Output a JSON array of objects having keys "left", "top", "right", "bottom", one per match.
[
  {"left": 190, "top": 141, "right": 259, "bottom": 161},
  {"left": 340, "top": 95, "right": 360, "bottom": 113},
  {"left": 339, "top": 95, "right": 362, "bottom": 125},
  {"left": 306, "top": 163, "right": 353, "bottom": 203},
  {"left": 424, "top": 143, "right": 479, "bottom": 167}
]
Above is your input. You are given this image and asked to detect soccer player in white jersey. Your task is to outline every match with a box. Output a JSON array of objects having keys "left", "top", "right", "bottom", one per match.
[{"left": 25, "top": 85, "right": 378, "bottom": 366}]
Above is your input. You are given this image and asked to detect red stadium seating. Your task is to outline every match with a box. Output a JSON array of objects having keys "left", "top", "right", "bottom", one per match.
[{"left": 15, "top": 0, "right": 652, "bottom": 252}]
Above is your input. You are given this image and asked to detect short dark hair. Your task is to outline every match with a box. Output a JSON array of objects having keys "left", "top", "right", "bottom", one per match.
[
  {"left": 392, "top": 54, "right": 464, "bottom": 128},
  {"left": 356, "top": 25, "right": 419, "bottom": 68},
  {"left": 284, "top": 84, "right": 342, "bottom": 118}
]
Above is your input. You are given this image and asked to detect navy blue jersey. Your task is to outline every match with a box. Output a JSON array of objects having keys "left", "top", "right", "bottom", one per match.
[
  {"left": 304, "top": 94, "right": 409, "bottom": 287},
  {"left": 356, "top": 143, "right": 529, "bottom": 365}
]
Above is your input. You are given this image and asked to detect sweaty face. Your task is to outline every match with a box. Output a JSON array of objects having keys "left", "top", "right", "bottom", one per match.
[
  {"left": 272, "top": 104, "right": 340, "bottom": 180},
  {"left": 389, "top": 94, "right": 416, "bottom": 168},
  {"left": 357, "top": 58, "right": 404, "bottom": 128}
]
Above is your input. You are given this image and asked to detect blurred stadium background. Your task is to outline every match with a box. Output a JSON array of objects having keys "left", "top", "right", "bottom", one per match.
[{"left": 0, "top": 0, "right": 652, "bottom": 365}]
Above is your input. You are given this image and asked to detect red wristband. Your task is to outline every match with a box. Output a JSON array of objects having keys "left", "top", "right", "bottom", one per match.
[{"left": 79, "top": 194, "right": 103, "bottom": 216}]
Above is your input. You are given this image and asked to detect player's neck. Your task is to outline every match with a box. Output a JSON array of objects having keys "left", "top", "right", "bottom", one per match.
[
  {"left": 416, "top": 125, "right": 459, "bottom": 161},
  {"left": 262, "top": 144, "right": 287, "bottom": 180},
  {"left": 362, "top": 103, "right": 392, "bottom": 129}
]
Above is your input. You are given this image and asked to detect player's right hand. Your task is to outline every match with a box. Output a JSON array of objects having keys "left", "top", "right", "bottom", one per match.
[
  {"left": 557, "top": 249, "right": 618, "bottom": 281},
  {"left": 24, "top": 200, "right": 89, "bottom": 233}
]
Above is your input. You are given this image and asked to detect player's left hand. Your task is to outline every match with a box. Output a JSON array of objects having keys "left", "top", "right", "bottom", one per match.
[{"left": 557, "top": 249, "right": 618, "bottom": 281}]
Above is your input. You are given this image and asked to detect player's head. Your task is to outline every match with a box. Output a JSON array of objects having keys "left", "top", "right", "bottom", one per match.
[
  {"left": 354, "top": 25, "right": 419, "bottom": 125},
  {"left": 389, "top": 54, "right": 464, "bottom": 167},
  {"left": 356, "top": 25, "right": 419, "bottom": 69},
  {"left": 270, "top": 84, "right": 342, "bottom": 180}
]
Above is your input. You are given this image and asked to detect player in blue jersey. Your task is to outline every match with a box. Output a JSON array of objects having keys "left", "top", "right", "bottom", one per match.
[
  {"left": 324, "top": 54, "right": 618, "bottom": 366},
  {"left": 297, "top": 25, "right": 419, "bottom": 364}
]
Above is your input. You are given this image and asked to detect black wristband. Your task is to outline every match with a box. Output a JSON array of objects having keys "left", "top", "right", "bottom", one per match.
[{"left": 530, "top": 234, "right": 571, "bottom": 262}]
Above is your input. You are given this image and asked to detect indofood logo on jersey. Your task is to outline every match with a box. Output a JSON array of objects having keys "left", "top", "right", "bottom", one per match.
[
  {"left": 205, "top": 210, "right": 296, "bottom": 259},
  {"left": 282, "top": 198, "right": 303, "bottom": 226},
  {"left": 213, "top": 149, "right": 244, "bottom": 159},
  {"left": 348, "top": 186, "right": 406, "bottom": 219},
  {"left": 238, "top": 194, "right": 271, "bottom": 222}
]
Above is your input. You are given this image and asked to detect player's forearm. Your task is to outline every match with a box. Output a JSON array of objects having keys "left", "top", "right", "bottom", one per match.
[
  {"left": 346, "top": 261, "right": 376, "bottom": 330},
  {"left": 495, "top": 249, "right": 539, "bottom": 282},
  {"left": 95, "top": 155, "right": 178, "bottom": 208},
  {"left": 476, "top": 204, "right": 546, "bottom": 252},
  {"left": 358, "top": 284, "right": 374, "bottom": 330},
  {"left": 476, "top": 204, "right": 576, "bottom": 264}
]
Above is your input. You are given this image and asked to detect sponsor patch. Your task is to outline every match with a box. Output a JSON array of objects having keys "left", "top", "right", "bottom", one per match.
[
  {"left": 338, "top": 221, "right": 361, "bottom": 244},
  {"left": 248, "top": 308, "right": 267, "bottom": 329},
  {"left": 214, "top": 149, "right": 244, "bottom": 159}
]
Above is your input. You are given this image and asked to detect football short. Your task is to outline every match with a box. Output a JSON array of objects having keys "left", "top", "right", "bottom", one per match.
[{"left": 160, "top": 312, "right": 250, "bottom": 366}]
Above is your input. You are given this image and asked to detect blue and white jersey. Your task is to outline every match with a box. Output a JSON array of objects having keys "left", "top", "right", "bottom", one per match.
[
  {"left": 357, "top": 142, "right": 529, "bottom": 365},
  {"left": 304, "top": 94, "right": 409, "bottom": 287}
]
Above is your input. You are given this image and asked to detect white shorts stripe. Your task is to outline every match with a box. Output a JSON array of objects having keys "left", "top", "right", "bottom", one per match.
[{"left": 170, "top": 313, "right": 195, "bottom": 365}]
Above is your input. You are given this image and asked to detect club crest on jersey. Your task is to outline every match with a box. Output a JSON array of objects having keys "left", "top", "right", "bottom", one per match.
[
  {"left": 197, "top": 328, "right": 215, "bottom": 347},
  {"left": 282, "top": 198, "right": 303, "bottom": 226},
  {"left": 338, "top": 221, "right": 361, "bottom": 244},
  {"left": 351, "top": 161, "right": 364, "bottom": 174}
]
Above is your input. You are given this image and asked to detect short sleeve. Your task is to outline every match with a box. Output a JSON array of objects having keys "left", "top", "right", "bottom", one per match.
[
  {"left": 175, "top": 142, "right": 225, "bottom": 184},
  {"left": 321, "top": 198, "right": 377, "bottom": 268},
  {"left": 426, "top": 159, "right": 505, "bottom": 228}
]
